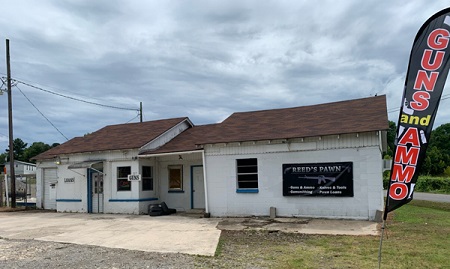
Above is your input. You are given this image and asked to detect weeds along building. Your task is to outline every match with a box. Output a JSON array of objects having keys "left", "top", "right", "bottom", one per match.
[{"left": 33, "top": 95, "right": 389, "bottom": 220}]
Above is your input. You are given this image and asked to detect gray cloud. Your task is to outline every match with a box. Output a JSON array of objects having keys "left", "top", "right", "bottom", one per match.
[{"left": 0, "top": 0, "right": 449, "bottom": 152}]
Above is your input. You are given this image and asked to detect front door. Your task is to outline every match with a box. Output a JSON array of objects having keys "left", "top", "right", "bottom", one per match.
[
  {"left": 92, "top": 172, "right": 104, "bottom": 213},
  {"left": 191, "top": 166, "right": 205, "bottom": 209}
]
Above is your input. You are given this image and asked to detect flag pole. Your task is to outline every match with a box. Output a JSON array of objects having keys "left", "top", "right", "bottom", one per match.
[{"left": 378, "top": 220, "right": 386, "bottom": 269}]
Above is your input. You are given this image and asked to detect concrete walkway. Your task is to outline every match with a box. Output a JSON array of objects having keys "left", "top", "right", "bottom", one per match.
[
  {"left": 0, "top": 211, "right": 379, "bottom": 256},
  {"left": 0, "top": 211, "right": 221, "bottom": 256}
]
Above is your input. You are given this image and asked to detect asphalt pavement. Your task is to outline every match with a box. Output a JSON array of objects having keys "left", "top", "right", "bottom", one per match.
[{"left": 412, "top": 191, "right": 450, "bottom": 203}]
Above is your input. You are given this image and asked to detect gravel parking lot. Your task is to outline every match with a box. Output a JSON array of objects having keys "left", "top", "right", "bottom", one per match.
[{"left": 0, "top": 237, "right": 196, "bottom": 269}]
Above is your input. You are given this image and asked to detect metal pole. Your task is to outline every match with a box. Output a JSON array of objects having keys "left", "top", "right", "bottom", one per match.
[
  {"left": 0, "top": 166, "right": 4, "bottom": 206},
  {"left": 6, "top": 39, "right": 16, "bottom": 208},
  {"left": 378, "top": 220, "right": 386, "bottom": 269},
  {"left": 5, "top": 173, "right": 9, "bottom": 207},
  {"left": 140, "top": 102, "right": 143, "bottom": 122}
]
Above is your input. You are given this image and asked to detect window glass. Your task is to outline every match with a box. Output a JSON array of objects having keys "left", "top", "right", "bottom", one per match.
[
  {"left": 237, "top": 158, "right": 258, "bottom": 189},
  {"left": 142, "top": 166, "right": 153, "bottom": 191},
  {"left": 168, "top": 165, "right": 183, "bottom": 190},
  {"left": 117, "top": 166, "right": 131, "bottom": 191}
]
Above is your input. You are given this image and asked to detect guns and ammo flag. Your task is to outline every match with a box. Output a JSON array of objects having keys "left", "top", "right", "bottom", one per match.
[{"left": 384, "top": 7, "right": 450, "bottom": 219}]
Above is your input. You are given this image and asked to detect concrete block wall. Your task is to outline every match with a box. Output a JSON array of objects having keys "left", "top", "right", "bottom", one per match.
[{"left": 205, "top": 140, "right": 384, "bottom": 220}]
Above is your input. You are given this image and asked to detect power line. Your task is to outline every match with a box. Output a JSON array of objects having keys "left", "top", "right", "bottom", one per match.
[
  {"left": 15, "top": 84, "right": 69, "bottom": 141},
  {"left": 126, "top": 114, "right": 141, "bottom": 123},
  {"left": 12, "top": 78, "right": 139, "bottom": 112},
  {"left": 387, "top": 93, "right": 450, "bottom": 114}
]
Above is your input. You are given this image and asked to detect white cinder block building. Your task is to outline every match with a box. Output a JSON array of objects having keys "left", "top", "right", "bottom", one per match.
[{"left": 34, "top": 96, "right": 388, "bottom": 220}]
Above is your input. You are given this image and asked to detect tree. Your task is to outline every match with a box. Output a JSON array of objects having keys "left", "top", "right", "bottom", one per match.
[
  {"left": 385, "top": 120, "right": 397, "bottom": 157},
  {"left": 9, "top": 138, "right": 28, "bottom": 162},
  {"left": 23, "top": 142, "right": 52, "bottom": 163},
  {"left": 0, "top": 152, "right": 7, "bottom": 165},
  {"left": 429, "top": 123, "right": 450, "bottom": 161},
  {"left": 421, "top": 146, "right": 447, "bottom": 175}
]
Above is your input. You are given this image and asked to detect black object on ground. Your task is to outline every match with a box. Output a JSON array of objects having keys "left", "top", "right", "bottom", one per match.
[{"left": 148, "top": 202, "right": 176, "bottom": 217}]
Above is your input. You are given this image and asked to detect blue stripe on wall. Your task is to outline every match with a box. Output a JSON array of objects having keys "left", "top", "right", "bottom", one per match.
[
  {"left": 236, "top": 189, "right": 259, "bottom": 193},
  {"left": 108, "top": 198, "right": 158, "bottom": 202},
  {"left": 56, "top": 199, "right": 82, "bottom": 202}
]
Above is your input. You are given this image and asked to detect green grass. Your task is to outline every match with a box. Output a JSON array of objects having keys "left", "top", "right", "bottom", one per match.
[{"left": 196, "top": 200, "right": 450, "bottom": 268}]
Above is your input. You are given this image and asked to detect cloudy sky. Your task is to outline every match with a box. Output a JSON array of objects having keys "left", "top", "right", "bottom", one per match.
[{"left": 1, "top": 1, "right": 450, "bottom": 153}]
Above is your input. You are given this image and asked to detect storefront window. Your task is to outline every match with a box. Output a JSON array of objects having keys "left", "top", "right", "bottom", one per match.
[
  {"left": 168, "top": 165, "right": 183, "bottom": 191},
  {"left": 117, "top": 166, "right": 131, "bottom": 191},
  {"left": 142, "top": 166, "right": 153, "bottom": 191}
]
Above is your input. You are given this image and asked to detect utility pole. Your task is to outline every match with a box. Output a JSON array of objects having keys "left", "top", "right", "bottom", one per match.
[
  {"left": 6, "top": 39, "right": 16, "bottom": 208},
  {"left": 140, "top": 102, "right": 143, "bottom": 122}
]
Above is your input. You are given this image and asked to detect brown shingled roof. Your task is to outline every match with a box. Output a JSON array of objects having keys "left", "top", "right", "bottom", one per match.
[
  {"left": 139, "top": 124, "right": 220, "bottom": 155},
  {"left": 140, "top": 95, "right": 388, "bottom": 155},
  {"left": 201, "top": 95, "right": 388, "bottom": 144},
  {"left": 33, "top": 117, "right": 189, "bottom": 160}
]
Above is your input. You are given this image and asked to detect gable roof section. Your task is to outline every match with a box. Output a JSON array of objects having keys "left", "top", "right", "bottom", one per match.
[
  {"left": 200, "top": 95, "right": 388, "bottom": 144},
  {"left": 33, "top": 117, "right": 189, "bottom": 160},
  {"left": 140, "top": 95, "right": 388, "bottom": 155},
  {"left": 139, "top": 123, "right": 220, "bottom": 155}
]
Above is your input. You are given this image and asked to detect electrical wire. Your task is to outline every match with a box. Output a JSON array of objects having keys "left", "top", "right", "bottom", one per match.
[
  {"left": 126, "top": 114, "right": 141, "bottom": 123},
  {"left": 12, "top": 79, "right": 139, "bottom": 112},
  {"left": 387, "top": 93, "right": 450, "bottom": 114},
  {"left": 15, "top": 84, "right": 69, "bottom": 141}
]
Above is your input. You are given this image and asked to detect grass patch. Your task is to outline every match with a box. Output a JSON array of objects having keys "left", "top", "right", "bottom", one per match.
[{"left": 195, "top": 201, "right": 450, "bottom": 268}]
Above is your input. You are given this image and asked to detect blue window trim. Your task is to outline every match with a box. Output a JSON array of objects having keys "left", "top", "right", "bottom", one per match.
[
  {"left": 168, "top": 190, "right": 185, "bottom": 193},
  {"left": 56, "top": 199, "right": 82, "bottom": 202},
  {"left": 109, "top": 198, "right": 158, "bottom": 202},
  {"left": 236, "top": 189, "right": 259, "bottom": 193}
]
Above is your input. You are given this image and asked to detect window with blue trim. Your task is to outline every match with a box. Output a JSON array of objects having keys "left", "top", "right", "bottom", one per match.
[
  {"left": 236, "top": 158, "right": 258, "bottom": 189},
  {"left": 168, "top": 165, "right": 183, "bottom": 191}
]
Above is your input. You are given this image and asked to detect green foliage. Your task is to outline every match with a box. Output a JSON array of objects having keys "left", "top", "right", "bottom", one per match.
[
  {"left": 385, "top": 120, "right": 397, "bottom": 157},
  {"left": 383, "top": 174, "right": 450, "bottom": 194},
  {"left": 12, "top": 138, "right": 28, "bottom": 161},
  {"left": 444, "top": 166, "right": 450, "bottom": 177},
  {"left": 415, "top": 176, "right": 450, "bottom": 193},
  {"left": 0, "top": 152, "right": 7, "bottom": 165},
  {"left": 22, "top": 142, "right": 52, "bottom": 163},
  {"left": 421, "top": 146, "right": 447, "bottom": 175},
  {"left": 2, "top": 139, "right": 59, "bottom": 163}
]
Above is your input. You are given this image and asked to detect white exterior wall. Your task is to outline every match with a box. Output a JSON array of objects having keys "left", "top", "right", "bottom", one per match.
[
  {"left": 156, "top": 153, "right": 203, "bottom": 212},
  {"left": 36, "top": 149, "right": 160, "bottom": 214},
  {"left": 205, "top": 132, "right": 384, "bottom": 220},
  {"left": 36, "top": 149, "right": 204, "bottom": 214}
]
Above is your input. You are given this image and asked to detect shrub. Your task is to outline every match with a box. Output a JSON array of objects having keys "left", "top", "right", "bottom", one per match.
[{"left": 383, "top": 174, "right": 450, "bottom": 194}]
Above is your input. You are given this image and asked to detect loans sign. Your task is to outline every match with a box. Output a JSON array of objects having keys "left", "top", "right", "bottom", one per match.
[
  {"left": 384, "top": 8, "right": 450, "bottom": 218},
  {"left": 282, "top": 162, "right": 353, "bottom": 197}
]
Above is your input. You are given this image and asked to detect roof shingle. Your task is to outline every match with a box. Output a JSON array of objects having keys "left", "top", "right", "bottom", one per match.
[
  {"left": 141, "top": 95, "right": 388, "bottom": 155},
  {"left": 33, "top": 117, "right": 188, "bottom": 160}
]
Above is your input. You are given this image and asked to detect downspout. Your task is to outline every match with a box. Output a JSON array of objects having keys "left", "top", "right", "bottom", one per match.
[{"left": 202, "top": 150, "right": 209, "bottom": 215}]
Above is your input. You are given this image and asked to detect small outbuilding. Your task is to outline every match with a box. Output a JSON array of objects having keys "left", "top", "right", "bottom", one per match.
[{"left": 34, "top": 95, "right": 388, "bottom": 220}]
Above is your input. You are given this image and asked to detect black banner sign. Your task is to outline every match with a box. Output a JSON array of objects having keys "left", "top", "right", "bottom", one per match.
[
  {"left": 282, "top": 162, "right": 353, "bottom": 197},
  {"left": 384, "top": 8, "right": 450, "bottom": 219}
]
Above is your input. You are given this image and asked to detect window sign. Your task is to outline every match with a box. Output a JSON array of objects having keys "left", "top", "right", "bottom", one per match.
[
  {"left": 128, "top": 174, "right": 141, "bottom": 181},
  {"left": 283, "top": 162, "right": 353, "bottom": 197}
]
